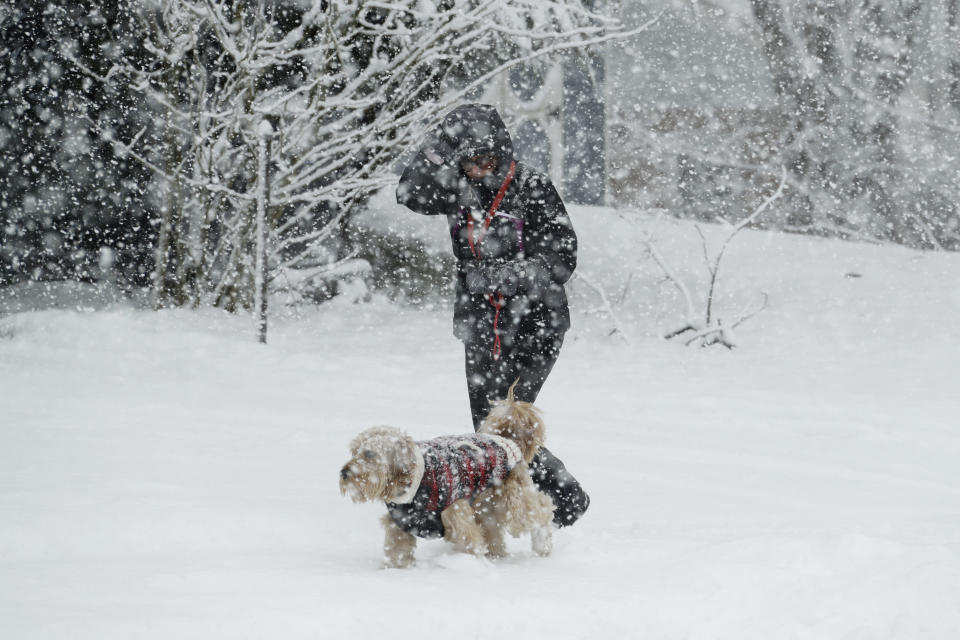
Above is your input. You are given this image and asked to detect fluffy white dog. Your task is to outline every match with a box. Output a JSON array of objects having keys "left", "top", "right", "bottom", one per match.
[{"left": 339, "top": 385, "right": 554, "bottom": 568}]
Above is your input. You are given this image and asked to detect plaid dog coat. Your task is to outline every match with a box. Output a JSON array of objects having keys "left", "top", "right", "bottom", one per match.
[{"left": 386, "top": 434, "right": 522, "bottom": 539}]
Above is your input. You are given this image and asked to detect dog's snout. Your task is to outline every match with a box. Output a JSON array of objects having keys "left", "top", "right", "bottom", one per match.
[{"left": 340, "top": 466, "right": 352, "bottom": 480}]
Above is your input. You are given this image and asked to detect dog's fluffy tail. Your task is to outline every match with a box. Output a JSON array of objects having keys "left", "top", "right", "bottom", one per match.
[{"left": 478, "top": 380, "right": 545, "bottom": 464}]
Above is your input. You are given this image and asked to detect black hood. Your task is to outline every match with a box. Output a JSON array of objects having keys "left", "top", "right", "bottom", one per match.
[{"left": 439, "top": 103, "right": 514, "bottom": 177}]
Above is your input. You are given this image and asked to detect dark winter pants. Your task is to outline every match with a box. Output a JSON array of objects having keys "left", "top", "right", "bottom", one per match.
[{"left": 464, "top": 329, "right": 590, "bottom": 528}]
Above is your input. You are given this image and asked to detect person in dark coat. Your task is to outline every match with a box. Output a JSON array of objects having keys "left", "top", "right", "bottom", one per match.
[{"left": 395, "top": 103, "right": 589, "bottom": 527}]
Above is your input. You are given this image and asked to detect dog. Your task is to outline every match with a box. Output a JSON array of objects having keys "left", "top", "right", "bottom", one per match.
[{"left": 339, "top": 384, "right": 555, "bottom": 568}]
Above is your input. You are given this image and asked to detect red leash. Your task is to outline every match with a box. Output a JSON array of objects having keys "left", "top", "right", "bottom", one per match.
[
  {"left": 466, "top": 160, "right": 516, "bottom": 361},
  {"left": 466, "top": 160, "right": 516, "bottom": 259},
  {"left": 489, "top": 292, "right": 505, "bottom": 360}
]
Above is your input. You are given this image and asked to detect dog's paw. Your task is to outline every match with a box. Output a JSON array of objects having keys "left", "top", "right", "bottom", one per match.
[
  {"left": 433, "top": 552, "right": 493, "bottom": 572},
  {"left": 531, "top": 525, "right": 552, "bottom": 557},
  {"left": 485, "top": 545, "right": 508, "bottom": 560},
  {"left": 383, "top": 555, "right": 415, "bottom": 569},
  {"left": 454, "top": 541, "right": 489, "bottom": 557}
]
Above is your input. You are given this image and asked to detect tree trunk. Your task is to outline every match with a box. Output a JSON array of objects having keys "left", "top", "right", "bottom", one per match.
[
  {"left": 748, "top": 0, "right": 820, "bottom": 227},
  {"left": 255, "top": 122, "right": 272, "bottom": 344}
]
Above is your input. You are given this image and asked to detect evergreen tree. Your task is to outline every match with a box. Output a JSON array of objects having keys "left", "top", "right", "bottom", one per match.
[{"left": 0, "top": 1, "right": 154, "bottom": 287}]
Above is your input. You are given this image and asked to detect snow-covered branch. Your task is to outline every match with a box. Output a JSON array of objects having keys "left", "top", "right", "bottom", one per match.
[
  {"left": 572, "top": 270, "right": 631, "bottom": 343},
  {"left": 654, "top": 168, "right": 785, "bottom": 348},
  {"left": 86, "top": 0, "right": 637, "bottom": 311}
]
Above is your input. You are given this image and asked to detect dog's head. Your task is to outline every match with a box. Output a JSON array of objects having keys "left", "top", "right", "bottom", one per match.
[
  {"left": 478, "top": 381, "right": 546, "bottom": 464},
  {"left": 339, "top": 426, "right": 420, "bottom": 503}
]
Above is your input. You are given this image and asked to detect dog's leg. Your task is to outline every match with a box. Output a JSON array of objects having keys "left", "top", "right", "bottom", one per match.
[
  {"left": 530, "top": 519, "right": 553, "bottom": 557},
  {"left": 381, "top": 513, "right": 417, "bottom": 568},
  {"left": 522, "top": 489, "right": 555, "bottom": 557},
  {"left": 500, "top": 467, "right": 555, "bottom": 556},
  {"left": 529, "top": 488, "right": 556, "bottom": 556},
  {"left": 473, "top": 490, "right": 507, "bottom": 558},
  {"left": 501, "top": 467, "right": 545, "bottom": 536},
  {"left": 440, "top": 499, "right": 488, "bottom": 556}
]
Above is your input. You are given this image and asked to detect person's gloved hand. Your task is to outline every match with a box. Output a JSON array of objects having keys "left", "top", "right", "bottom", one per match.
[
  {"left": 518, "top": 258, "right": 552, "bottom": 295},
  {"left": 489, "top": 261, "right": 522, "bottom": 296},
  {"left": 464, "top": 262, "right": 490, "bottom": 295},
  {"left": 422, "top": 117, "right": 466, "bottom": 166},
  {"left": 423, "top": 131, "right": 457, "bottom": 166},
  {"left": 464, "top": 261, "right": 527, "bottom": 296}
]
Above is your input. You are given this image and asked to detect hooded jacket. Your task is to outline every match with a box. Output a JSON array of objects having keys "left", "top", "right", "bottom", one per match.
[{"left": 396, "top": 104, "right": 577, "bottom": 346}]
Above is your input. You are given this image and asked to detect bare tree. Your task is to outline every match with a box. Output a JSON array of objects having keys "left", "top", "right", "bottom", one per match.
[
  {"left": 748, "top": 0, "right": 960, "bottom": 248},
  {"left": 652, "top": 168, "right": 785, "bottom": 349},
  {"left": 97, "top": 0, "right": 641, "bottom": 313}
]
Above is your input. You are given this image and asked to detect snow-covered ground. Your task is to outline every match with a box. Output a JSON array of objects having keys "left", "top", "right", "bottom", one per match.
[{"left": 2, "top": 201, "right": 959, "bottom": 639}]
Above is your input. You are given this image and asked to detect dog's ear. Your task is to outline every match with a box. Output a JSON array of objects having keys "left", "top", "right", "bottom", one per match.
[
  {"left": 383, "top": 434, "right": 419, "bottom": 500},
  {"left": 389, "top": 434, "right": 417, "bottom": 476}
]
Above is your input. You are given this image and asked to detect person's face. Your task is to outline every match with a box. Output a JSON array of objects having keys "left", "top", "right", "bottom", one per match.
[{"left": 461, "top": 154, "right": 498, "bottom": 180}]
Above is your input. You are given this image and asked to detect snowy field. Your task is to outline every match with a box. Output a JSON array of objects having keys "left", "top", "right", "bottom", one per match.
[{"left": 2, "top": 201, "right": 960, "bottom": 639}]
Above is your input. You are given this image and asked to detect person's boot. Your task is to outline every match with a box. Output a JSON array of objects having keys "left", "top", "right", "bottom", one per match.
[{"left": 529, "top": 446, "right": 590, "bottom": 527}]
